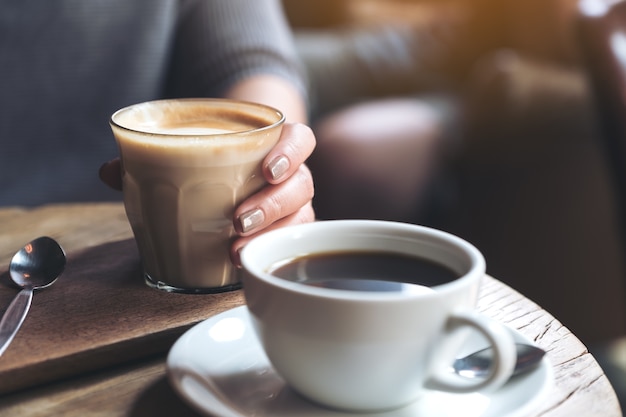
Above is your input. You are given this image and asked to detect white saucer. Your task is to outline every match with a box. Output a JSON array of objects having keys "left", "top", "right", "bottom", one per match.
[{"left": 167, "top": 306, "right": 552, "bottom": 417}]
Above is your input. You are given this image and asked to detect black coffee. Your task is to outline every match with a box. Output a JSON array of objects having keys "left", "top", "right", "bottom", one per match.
[{"left": 268, "top": 251, "right": 459, "bottom": 292}]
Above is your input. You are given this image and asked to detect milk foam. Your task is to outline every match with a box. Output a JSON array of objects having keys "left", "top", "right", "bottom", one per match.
[{"left": 140, "top": 126, "right": 234, "bottom": 135}]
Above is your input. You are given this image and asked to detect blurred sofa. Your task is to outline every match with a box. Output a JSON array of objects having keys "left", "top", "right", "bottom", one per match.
[{"left": 284, "top": 0, "right": 626, "bottom": 346}]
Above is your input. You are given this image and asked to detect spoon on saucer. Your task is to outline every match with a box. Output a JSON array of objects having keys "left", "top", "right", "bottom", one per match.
[
  {"left": 453, "top": 342, "right": 546, "bottom": 379},
  {"left": 0, "top": 236, "right": 66, "bottom": 357}
]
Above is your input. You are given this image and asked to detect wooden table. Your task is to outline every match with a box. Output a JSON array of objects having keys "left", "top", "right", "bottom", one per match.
[{"left": 0, "top": 203, "right": 621, "bottom": 417}]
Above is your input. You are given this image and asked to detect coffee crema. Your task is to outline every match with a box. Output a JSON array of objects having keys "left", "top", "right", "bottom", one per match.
[{"left": 268, "top": 251, "right": 459, "bottom": 293}]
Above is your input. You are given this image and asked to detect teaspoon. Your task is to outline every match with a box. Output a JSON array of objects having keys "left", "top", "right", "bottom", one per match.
[
  {"left": 0, "top": 237, "right": 66, "bottom": 357},
  {"left": 453, "top": 342, "right": 546, "bottom": 379}
]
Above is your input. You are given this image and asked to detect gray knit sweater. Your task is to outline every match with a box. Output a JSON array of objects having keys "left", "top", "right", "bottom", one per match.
[{"left": 0, "top": 0, "right": 305, "bottom": 206}]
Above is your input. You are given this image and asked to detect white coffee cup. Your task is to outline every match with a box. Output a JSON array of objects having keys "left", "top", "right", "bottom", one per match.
[{"left": 240, "top": 220, "right": 516, "bottom": 412}]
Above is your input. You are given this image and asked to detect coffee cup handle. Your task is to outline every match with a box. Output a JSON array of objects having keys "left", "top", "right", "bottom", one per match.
[{"left": 425, "top": 311, "right": 517, "bottom": 393}]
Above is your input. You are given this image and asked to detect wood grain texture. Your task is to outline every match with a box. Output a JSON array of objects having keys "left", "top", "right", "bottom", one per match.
[
  {"left": 0, "top": 203, "right": 244, "bottom": 394},
  {"left": 478, "top": 278, "right": 620, "bottom": 416},
  {"left": 0, "top": 204, "right": 621, "bottom": 416}
]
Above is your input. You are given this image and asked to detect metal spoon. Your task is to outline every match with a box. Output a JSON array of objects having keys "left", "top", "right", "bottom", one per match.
[
  {"left": 453, "top": 342, "right": 546, "bottom": 379},
  {"left": 0, "top": 237, "right": 66, "bottom": 357}
]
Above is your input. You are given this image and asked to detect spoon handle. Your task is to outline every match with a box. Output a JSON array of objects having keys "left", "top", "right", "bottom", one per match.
[
  {"left": 0, "top": 288, "right": 34, "bottom": 357},
  {"left": 453, "top": 342, "right": 546, "bottom": 379}
]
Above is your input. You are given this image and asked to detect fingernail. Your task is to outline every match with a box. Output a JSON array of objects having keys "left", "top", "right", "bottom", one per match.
[
  {"left": 238, "top": 208, "right": 265, "bottom": 233},
  {"left": 268, "top": 155, "right": 290, "bottom": 180},
  {"left": 233, "top": 247, "right": 243, "bottom": 269}
]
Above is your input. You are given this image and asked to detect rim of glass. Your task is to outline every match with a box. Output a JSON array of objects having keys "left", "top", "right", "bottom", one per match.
[{"left": 109, "top": 98, "right": 285, "bottom": 137}]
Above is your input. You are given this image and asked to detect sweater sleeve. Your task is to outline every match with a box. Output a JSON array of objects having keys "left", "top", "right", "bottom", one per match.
[{"left": 165, "top": 0, "right": 308, "bottom": 102}]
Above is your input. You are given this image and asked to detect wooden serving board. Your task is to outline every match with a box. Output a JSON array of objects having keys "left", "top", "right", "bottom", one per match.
[{"left": 0, "top": 204, "right": 244, "bottom": 395}]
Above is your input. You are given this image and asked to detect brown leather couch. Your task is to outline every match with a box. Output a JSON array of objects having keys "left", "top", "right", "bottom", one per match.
[{"left": 285, "top": 0, "right": 626, "bottom": 347}]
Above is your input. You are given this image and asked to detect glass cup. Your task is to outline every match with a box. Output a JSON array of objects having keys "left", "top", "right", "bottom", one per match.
[{"left": 110, "top": 98, "right": 284, "bottom": 293}]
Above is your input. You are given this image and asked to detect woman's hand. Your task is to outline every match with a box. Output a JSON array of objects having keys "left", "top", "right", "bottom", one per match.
[
  {"left": 98, "top": 159, "right": 123, "bottom": 191},
  {"left": 98, "top": 121, "right": 316, "bottom": 266},
  {"left": 231, "top": 122, "right": 316, "bottom": 265}
]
